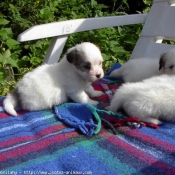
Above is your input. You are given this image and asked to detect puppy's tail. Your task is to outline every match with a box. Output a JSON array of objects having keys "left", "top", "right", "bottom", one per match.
[
  {"left": 3, "top": 90, "right": 18, "bottom": 116},
  {"left": 109, "top": 68, "right": 122, "bottom": 77}
]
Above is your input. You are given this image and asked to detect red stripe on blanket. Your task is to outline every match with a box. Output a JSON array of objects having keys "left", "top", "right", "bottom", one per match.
[
  {"left": 0, "top": 131, "right": 78, "bottom": 162},
  {"left": 0, "top": 125, "right": 65, "bottom": 149},
  {"left": 0, "top": 113, "right": 10, "bottom": 119},
  {"left": 107, "top": 135, "right": 175, "bottom": 175}
]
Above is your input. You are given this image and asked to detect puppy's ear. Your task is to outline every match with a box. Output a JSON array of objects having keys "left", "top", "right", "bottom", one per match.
[
  {"left": 66, "top": 48, "right": 85, "bottom": 66},
  {"left": 159, "top": 53, "right": 166, "bottom": 70},
  {"left": 66, "top": 48, "right": 76, "bottom": 64}
]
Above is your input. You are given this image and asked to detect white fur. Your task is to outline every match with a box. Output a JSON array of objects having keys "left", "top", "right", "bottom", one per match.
[
  {"left": 109, "top": 48, "right": 175, "bottom": 82},
  {"left": 3, "top": 42, "right": 104, "bottom": 116},
  {"left": 108, "top": 74, "right": 175, "bottom": 124}
]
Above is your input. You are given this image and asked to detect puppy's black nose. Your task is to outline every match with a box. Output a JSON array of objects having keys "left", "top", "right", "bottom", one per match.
[{"left": 96, "top": 74, "right": 101, "bottom": 78}]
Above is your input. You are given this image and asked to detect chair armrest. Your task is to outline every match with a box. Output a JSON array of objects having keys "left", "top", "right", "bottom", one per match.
[
  {"left": 17, "top": 14, "right": 147, "bottom": 64},
  {"left": 17, "top": 14, "right": 147, "bottom": 42}
]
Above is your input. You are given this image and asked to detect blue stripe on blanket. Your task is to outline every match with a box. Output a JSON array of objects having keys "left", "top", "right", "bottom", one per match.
[
  {"left": 140, "top": 125, "right": 175, "bottom": 144},
  {"left": 0, "top": 111, "right": 57, "bottom": 140}
]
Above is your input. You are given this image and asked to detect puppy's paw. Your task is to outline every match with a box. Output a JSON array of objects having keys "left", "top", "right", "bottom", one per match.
[
  {"left": 140, "top": 117, "right": 162, "bottom": 125},
  {"left": 90, "top": 90, "right": 104, "bottom": 97},
  {"left": 89, "top": 99, "right": 99, "bottom": 105},
  {"left": 105, "top": 106, "right": 110, "bottom": 110},
  {"left": 149, "top": 118, "right": 162, "bottom": 125},
  {"left": 105, "top": 105, "right": 116, "bottom": 112},
  {"left": 109, "top": 69, "right": 120, "bottom": 77}
]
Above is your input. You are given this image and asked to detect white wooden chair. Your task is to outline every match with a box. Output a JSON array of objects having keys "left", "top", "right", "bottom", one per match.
[{"left": 17, "top": 0, "right": 175, "bottom": 64}]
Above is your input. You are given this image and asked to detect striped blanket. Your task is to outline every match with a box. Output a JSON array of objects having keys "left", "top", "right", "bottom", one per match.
[{"left": 0, "top": 64, "right": 175, "bottom": 175}]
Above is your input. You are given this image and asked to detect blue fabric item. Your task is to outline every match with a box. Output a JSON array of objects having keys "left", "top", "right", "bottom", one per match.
[{"left": 54, "top": 103, "right": 101, "bottom": 136}]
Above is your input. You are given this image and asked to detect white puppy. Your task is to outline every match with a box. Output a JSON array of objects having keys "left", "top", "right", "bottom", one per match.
[
  {"left": 109, "top": 48, "right": 175, "bottom": 82},
  {"left": 3, "top": 42, "right": 104, "bottom": 116},
  {"left": 108, "top": 74, "right": 175, "bottom": 124}
]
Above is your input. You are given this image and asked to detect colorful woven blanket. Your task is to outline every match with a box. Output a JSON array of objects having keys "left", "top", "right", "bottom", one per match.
[{"left": 0, "top": 64, "right": 175, "bottom": 175}]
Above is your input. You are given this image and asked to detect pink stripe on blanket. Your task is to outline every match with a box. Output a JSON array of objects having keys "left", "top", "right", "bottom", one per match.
[
  {"left": 0, "top": 125, "right": 65, "bottom": 149},
  {"left": 0, "top": 131, "right": 78, "bottom": 162}
]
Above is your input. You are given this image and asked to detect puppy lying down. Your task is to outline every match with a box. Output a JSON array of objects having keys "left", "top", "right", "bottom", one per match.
[
  {"left": 109, "top": 48, "right": 175, "bottom": 82},
  {"left": 108, "top": 74, "right": 175, "bottom": 124},
  {"left": 3, "top": 42, "right": 104, "bottom": 116}
]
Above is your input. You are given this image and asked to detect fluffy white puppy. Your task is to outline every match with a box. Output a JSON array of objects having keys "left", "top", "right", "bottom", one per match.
[
  {"left": 3, "top": 42, "right": 104, "bottom": 116},
  {"left": 109, "top": 48, "right": 175, "bottom": 82},
  {"left": 108, "top": 74, "right": 175, "bottom": 124}
]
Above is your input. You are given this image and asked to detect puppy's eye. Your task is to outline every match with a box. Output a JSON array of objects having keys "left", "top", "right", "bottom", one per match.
[
  {"left": 99, "top": 62, "right": 102, "bottom": 65},
  {"left": 169, "top": 65, "right": 174, "bottom": 69},
  {"left": 83, "top": 65, "right": 91, "bottom": 70}
]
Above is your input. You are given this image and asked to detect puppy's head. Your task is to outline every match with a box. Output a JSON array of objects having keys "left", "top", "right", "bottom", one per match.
[
  {"left": 159, "top": 48, "right": 175, "bottom": 75},
  {"left": 66, "top": 42, "right": 104, "bottom": 82}
]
